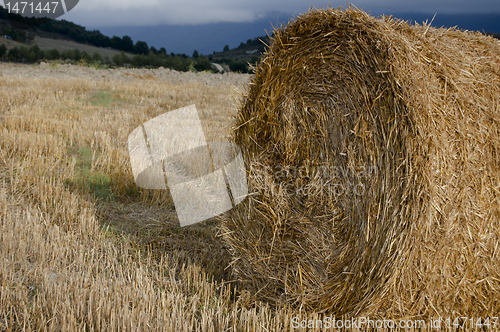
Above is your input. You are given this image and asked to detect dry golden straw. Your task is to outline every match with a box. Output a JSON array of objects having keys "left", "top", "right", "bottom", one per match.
[{"left": 221, "top": 6, "right": 500, "bottom": 318}]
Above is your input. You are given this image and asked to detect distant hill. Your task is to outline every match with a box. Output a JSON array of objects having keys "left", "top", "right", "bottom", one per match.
[
  {"left": 0, "top": 14, "right": 134, "bottom": 61},
  {"left": 209, "top": 36, "right": 270, "bottom": 67},
  {"left": 0, "top": 5, "right": 164, "bottom": 56}
]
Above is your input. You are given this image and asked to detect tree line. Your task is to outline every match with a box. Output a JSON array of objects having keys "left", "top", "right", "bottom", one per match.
[
  {"left": 0, "top": 44, "right": 218, "bottom": 72},
  {"left": 1, "top": 28, "right": 33, "bottom": 42}
]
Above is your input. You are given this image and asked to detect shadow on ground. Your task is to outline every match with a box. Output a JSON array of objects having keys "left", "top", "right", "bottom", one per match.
[{"left": 94, "top": 195, "right": 233, "bottom": 283}]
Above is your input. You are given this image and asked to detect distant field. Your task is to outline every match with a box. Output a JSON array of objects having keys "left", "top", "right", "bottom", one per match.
[
  {"left": 0, "top": 35, "right": 135, "bottom": 59},
  {"left": 32, "top": 36, "right": 135, "bottom": 58}
]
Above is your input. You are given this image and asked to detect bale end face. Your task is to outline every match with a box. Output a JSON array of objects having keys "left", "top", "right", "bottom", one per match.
[{"left": 221, "top": 7, "right": 500, "bottom": 317}]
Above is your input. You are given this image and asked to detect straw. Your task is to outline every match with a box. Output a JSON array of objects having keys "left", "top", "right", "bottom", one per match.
[{"left": 220, "top": 6, "right": 500, "bottom": 318}]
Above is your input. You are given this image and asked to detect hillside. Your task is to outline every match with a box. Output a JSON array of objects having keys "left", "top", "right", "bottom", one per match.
[
  {"left": 0, "top": 5, "right": 156, "bottom": 56},
  {"left": 210, "top": 36, "right": 270, "bottom": 66},
  {"left": 0, "top": 12, "right": 213, "bottom": 73},
  {"left": 0, "top": 10, "right": 135, "bottom": 60},
  {"left": 0, "top": 34, "right": 135, "bottom": 60}
]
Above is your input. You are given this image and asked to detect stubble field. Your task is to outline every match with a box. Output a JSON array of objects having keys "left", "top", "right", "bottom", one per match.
[{"left": 0, "top": 62, "right": 310, "bottom": 332}]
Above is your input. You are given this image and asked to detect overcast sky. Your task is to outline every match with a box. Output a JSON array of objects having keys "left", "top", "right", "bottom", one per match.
[{"left": 2, "top": 0, "right": 496, "bottom": 28}]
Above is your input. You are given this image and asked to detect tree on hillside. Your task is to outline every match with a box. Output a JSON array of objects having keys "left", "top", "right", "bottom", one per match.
[
  {"left": 112, "top": 51, "right": 130, "bottom": 66},
  {"left": 0, "top": 44, "right": 7, "bottom": 58},
  {"left": 229, "top": 60, "right": 248, "bottom": 73},
  {"left": 0, "top": 5, "right": 7, "bottom": 20},
  {"left": 192, "top": 49, "right": 199, "bottom": 58},
  {"left": 17, "top": 46, "right": 29, "bottom": 62},
  {"left": 30, "top": 44, "right": 40, "bottom": 53},
  {"left": 27, "top": 45, "right": 44, "bottom": 62},
  {"left": 61, "top": 49, "right": 74, "bottom": 60},
  {"left": 2, "top": 29, "right": 27, "bottom": 42},
  {"left": 47, "top": 49, "right": 60, "bottom": 60},
  {"left": 121, "top": 36, "right": 135, "bottom": 53},
  {"left": 122, "top": 53, "right": 131, "bottom": 65},
  {"left": 73, "top": 49, "right": 81, "bottom": 61},
  {"left": 92, "top": 52, "right": 102, "bottom": 63},
  {"left": 88, "top": 31, "right": 111, "bottom": 48},
  {"left": 134, "top": 41, "right": 149, "bottom": 55},
  {"left": 80, "top": 51, "right": 91, "bottom": 61},
  {"left": 112, "top": 53, "right": 124, "bottom": 66},
  {"left": 147, "top": 52, "right": 159, "bottom": 66},
  {"left": 8, "top": 47, "right": 19, "bottom": 61},
  {"left": 194, "top": 55, "right": 211, "bottom": 71},
  {"left": 223, "top": 45, "right": 229, "bottom": 52},
  {"left": 68, "top": 28, "right": 86, "bottom": 43},
  {"left": 131, "top": 54, "right": 146, "bottom": 67},
  {"left": 111, "top": 36, "right": 122, "bottom": 50}
]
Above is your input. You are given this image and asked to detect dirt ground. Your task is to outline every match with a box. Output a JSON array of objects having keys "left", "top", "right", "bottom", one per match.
[{"left": 0, "top": 61, "right": 252, "bottom": 88}]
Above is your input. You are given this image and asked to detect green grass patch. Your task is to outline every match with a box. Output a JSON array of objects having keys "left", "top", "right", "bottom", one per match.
[
  {"left": 65, "top": 145, "right": 115, "bottom": 201},
  {"left": 89, "top": 90, "right": 127, "bottom": 108},
  {"left": 49, "top": 60, "right": 61, "bottom": 69},
  {"left": 72, "top": 172, "right": 115, "bottom": 201}
]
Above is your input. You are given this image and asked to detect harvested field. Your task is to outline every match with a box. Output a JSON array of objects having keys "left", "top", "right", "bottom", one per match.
[
  {"left": 0, "top": 62, "right": 279, "bottom": 331},
  {"left": 0, "top": 61, "right": 249, "bottom": 86},
  {"left": 221, "top": 6, "right": 500, "bottom": 320}
]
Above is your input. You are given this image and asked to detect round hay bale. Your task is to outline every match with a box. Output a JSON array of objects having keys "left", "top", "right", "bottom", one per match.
[{"left": 220, "top": 7, "right": 500, "bottom": 317}]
